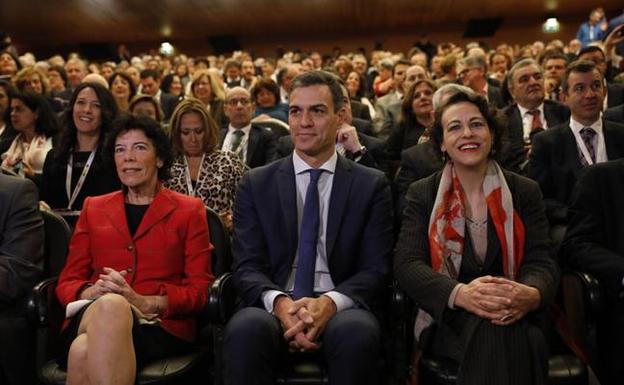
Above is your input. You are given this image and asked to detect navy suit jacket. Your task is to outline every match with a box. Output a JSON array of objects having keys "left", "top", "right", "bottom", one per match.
[
  {"left": 604, "top": 104, "right": 624, "bottom": 123},
  {"left": 528, "top": 119, "right": 624, "bottom": 211},
  {"left": 232, "top": 155, "right": 393, "bottom": 312}
]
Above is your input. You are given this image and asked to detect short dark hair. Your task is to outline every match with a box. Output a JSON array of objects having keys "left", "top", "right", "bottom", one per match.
[
  {"left": 561, "top": 60, "right": 600, "bottom": 93},
  {"left": 11, "top": 91, "right": 59, "bottom": 137},
  {"left": 48, "top": 65, "right": 68, "bottom": 85},
  {"left": 289, "top": 70, "right": 344, "bottom": 112},
  {"left": 392, "top": 59, "right": 411, "bottom": 76},
  {"left": 55, "top": 82, "right": 118, "bottom": 163},
  {"left": 0, "top": 79, "right": 16, "bottom": 124},
  {"left": 160, "top": 73, "right": 181, "bottom": 95},
  {"left": 251, "top": 77, "right": 280, "bottom": 105},
  {"left": 105, "top": 114, "right": 172, "bottom": 181},
  {"left": 224, "top": 59, "right": 242, "bottom": 70},
  {"left": 430, "top": 91, "right": 506, "bottom": 162},
  {"left": 140, "top": 68, "right": 161, "bottom": 81},
  {"left": 128, "top": 94, "right": 164, "bottom": 123},
  {"left": 577, "top": 45, "right": 605, "bottom": 60},
  {"left": 539, "top": 50, "right": 568, "bottom": 66}
]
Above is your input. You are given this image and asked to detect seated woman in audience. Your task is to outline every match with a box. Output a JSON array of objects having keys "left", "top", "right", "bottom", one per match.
[
  {"left": 1, "top": 91, "right": 58, "bottom": 181},
  {"left": 129, "top": 94, "right": 165, "bottom": 129},
  {"left": 40, "top": 83, "right": 120, "bottom": 218},
  {"left": 165, "top": 98, "right": 245, "bottom": 230},
  {"left": 345, "top": 70, "right": 375, "bottom": 119},
  {"left": 187, "top": 69, "right": 227, "bottom": 127},
  {"left": 386, "top": 79, "right": 437, "bottom": 160},
  {"left": 0, "top": 80, "right": 17, "bottom": 155},
  {"left": 394, "top": 91, "right": 558, "bottom": 385},
  {"left": 250, "top": 77, "right": 288, "bottom": 123},
  {"left": 55, "top": 114, "right": 214, "bottom": 385},
  {"left": 0, "top": 51, "right": 21, "bottom": 80},
  {"left": 13, "top": 67, "right": 50, "bottom": 96},
  {"left": 109, "top": 72, "right": 136, "bottom": 113},
  {"left": 161, "top": 73, "right": 184, "bottom": 98}
]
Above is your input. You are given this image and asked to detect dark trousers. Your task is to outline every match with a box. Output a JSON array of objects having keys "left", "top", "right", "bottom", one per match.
[
  {"left": 0, "top": 300, "right": 36, "bottom": 385},
  {"left": 223, "top": 307, "right": 381, "bottom": 385}
]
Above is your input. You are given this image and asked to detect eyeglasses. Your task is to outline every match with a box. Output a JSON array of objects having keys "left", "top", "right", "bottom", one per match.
[{"left": 226, "top": 98, "right": 251, "bottom": 106}]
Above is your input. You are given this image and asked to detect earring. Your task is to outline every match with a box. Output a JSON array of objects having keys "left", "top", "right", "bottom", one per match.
[{"left": 441, "top": 150, "right": 448, "bottom": 163}]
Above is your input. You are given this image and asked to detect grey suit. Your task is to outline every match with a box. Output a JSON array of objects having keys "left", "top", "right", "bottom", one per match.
[
  {"left": 394, "top": 169, "right": 558, "bottom": 384},
  {"left": 0, "top": 173, "right": 44, "bottom": 385}
]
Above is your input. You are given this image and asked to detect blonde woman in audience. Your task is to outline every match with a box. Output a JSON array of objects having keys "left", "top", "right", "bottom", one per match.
[
  {"left": 187, "top": 69, "right": 227, "bottom": 127},
  {"left": 166, "top": 98, "right": 245, "bottom": 230}
]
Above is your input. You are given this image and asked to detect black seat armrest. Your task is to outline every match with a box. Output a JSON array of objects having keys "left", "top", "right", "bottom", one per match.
[
  {"left": 28, "top": 277, "right": 59, "bottom": 327},
  {"left": 207, "top": 272, "right": 236, "bottom": 324}
]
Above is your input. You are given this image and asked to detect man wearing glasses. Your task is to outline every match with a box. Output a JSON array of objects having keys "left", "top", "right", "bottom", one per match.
[{"left": 220, "top": 87, "right": 277, "bottom": 168}]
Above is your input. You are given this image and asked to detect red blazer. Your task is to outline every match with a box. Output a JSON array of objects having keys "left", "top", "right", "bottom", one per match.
[{"left": 56, "top": 188, "right": 214, "bottom": 342}]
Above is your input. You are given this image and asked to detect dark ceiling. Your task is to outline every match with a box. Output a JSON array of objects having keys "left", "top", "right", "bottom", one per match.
[{"left": 2, "top": 0, "right": 622, "bottom": 56}]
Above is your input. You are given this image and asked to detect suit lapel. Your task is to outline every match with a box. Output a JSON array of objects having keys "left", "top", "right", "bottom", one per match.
[
  {"left": 560, "top": 124, "right": 583, "bottom": 177},
  {"left": 276, "top": 157, "right": 298, "bottom": 261},
  {"left": 133, "top": 188, "right": 176, "bottom": 240},
  {"left": 603, "top": 119, "right": 619, "bottom": 160},
  {"left": 218, "top": 128, "right": 227, "bottom": 148},
  {"left": 326, "top": 156, "right": 353, "bottom": 259},
  {"left": 102, "top": 192, "right": 132, "bottom": 242},
  {"left": 246, "top": 125, "right": 260, "bottom": 166}
]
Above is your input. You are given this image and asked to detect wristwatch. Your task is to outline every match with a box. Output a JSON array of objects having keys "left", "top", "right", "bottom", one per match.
[{"left": 350, "top": 146, "right": 368, "bottom": 159}]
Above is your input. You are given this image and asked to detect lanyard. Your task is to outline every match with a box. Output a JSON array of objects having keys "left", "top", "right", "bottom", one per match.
[
  {"left": 183, "top": 154, "right": 206, "bottom": 197},
  {"left": 66, "top": 149, "right": 97, "bottom": 210}
]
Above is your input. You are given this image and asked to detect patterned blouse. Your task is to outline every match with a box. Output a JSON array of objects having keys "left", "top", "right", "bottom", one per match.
[{"left": 166, "top": 150, "right": 247, "bottom": 214}]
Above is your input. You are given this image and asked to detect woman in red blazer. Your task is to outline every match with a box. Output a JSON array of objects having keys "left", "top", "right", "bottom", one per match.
[{"left": 56, "top": 114, "right": 214, "bottom": 385}]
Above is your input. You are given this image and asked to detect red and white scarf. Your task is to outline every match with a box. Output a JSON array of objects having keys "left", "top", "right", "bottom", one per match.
[{"left": 414, "top": 160, "right": 526, "bottom": 339}]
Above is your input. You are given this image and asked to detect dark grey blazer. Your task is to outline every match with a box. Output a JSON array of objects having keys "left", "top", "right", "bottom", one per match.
[
  {"left": 0, "top": 174, "right": 44, "bottom": 309},
  {"left": 604, "top": 104, "right": 624, "bottom": 124},
  {"left": 394, "top": 169, "right": 558, "bottom": 323},
  {"left": 219, "top": 124, "right": 277, "bottom": 169}
]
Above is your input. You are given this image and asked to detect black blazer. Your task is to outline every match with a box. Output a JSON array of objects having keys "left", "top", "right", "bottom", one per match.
[
  {"left": 528, "top": 119, "right": 624, "bottom": 211},
  {"left": 487, "top": 84, "right": 507, "bottom": 109},
  {"left": 274, "top": 130, "right": 385, "bottom": 170},
  {"left": 562, "top": 159, "right": 624, "bottom": 300},
  {"left": 385, "top": 120, "right": 427, "bottom": 161},
  {"left": 350, "top": 99, "right": 372, "bottom": 121},
  {"left": 394, "top": 169, "right": 558, "bottom": 323},
  {"left": 0, "top": 124, "right": 17, "bottom": 156},
  {"left": 39, "top": 149, "right": 121, "bottom": 211},
  {"left": 232, "top": 155, "right": 393, "bottom": 311},
  {"left": 159, "top": 92, "right": 181, "bottom": 120},
  {"left": 604, "top": 104, "right": 624, "bottom": 123},
  {"left": 0, "top": 174, "right": 44, "bottom": 309},
  {"left": 607, "top": 83, "right": 624, "bottom": 109},
  {"left": 219, "top": 124, "right": 277, "bottom": 169},
  {"left": 502, "top": 100, "right": 570, "bottom": 173}
]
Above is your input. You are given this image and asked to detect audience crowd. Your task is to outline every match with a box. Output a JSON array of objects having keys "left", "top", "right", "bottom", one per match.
[{"left": 1, "top": 6, "right": 624, "bottom": 385}]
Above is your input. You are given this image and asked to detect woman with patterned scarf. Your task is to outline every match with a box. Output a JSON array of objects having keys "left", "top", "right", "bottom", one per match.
[{"left": 394, "top": 91, "right": 559, "bottom": 385}]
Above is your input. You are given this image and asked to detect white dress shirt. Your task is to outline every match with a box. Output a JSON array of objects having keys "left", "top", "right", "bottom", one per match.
[
  {"left": 570, "top": 117, "right": 607, "bottom": 165},
  {"left": 517, "top": 103, "right": 548, "bottom": 143},
  {"left": 221, "top": 124, "right": 251, "bottom": 163},
  {"left": 262, "top": 151, "right": 355, "bottom": 313}
]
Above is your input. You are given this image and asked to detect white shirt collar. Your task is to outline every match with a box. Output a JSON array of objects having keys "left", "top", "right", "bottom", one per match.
[
  {"left": 569, "top": 116, "right": 603, "bottom": 135},
  {"left": 293, "top": 150, "right": 337, "bottom": 175},
  {"left": 517, "top": 102, "right": 545, "bottom": 117}
]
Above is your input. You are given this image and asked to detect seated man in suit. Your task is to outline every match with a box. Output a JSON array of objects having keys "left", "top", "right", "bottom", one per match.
[
  {"left": 528, "top": 60, "right": 624, "bottom": 217},
  {"left": 0, "top": 174, "right": 44, "bottom": 385},
  {"left": 503, "top": 58, "right": 570, "bottom": 173},
  {"left": 372, "top": 59, "right": 410, "bottom": 139},
  {"left": 139, "top": 69, "right": 180, "bottom": 120},
  {"left": 223, "top": 70, "right": 393, "bottom": 385},
  {"left": 275, "top": 80, "right": 385, "bottom": 171},
  {"left": 376, "top": 64, "right": 428, "bottom": 141},
  {"left": 542, "top": 51, "right": 569, "bottom": 102},
  {"left": 220, "top": 87, "right": 277, "bottom": 168},
  {"left": 562, "top": 159, "right": 624, "bottom": 385},
  {"left": 457, "top": 53, "right": 506, "bottom": 108}
]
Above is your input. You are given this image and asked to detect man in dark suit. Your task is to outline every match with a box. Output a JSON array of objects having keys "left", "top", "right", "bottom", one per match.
[
  {"left": 220, "top": 87, "right": 277, "bottom": 168},
  {"left": 0, "top": 174, "right": 44, "bottom": 385},
  {"left": 562, "top": 159, "right": 624, "bottom": 385},
  {"left": 528, "top": 60, "right": 624, "bottom": 215},
  {"left": 139, "top": 69, "right": 180, "bottom": 120},
  {"left": 503, "top": 59, "right": 570, "bottom": 173},
  {"left": 223, "top": 71, "right": 393, "bottom": 385},
  {"left": 458, "top": 53, "right": 506, "bottom": 108}
]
